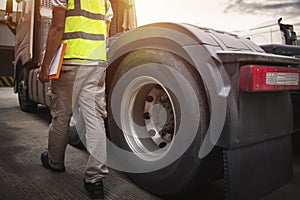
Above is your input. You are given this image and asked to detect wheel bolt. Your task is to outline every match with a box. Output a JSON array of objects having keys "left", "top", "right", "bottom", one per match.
[
  {"left": 148, "top": 129, "right": 156, "bottom": 137},
  {"left": 143, "top": 112, "right": 151, "bottom": 119},
  {"left": 146, "top": 96, "right": 154, "bottom": 102},
  {"left": 159, "top": 142, "right": 167, "bottom": 148}
]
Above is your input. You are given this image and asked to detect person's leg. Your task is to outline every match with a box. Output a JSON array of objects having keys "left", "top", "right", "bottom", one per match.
[
  {"left": 73, "top": 65, "right": 109, "bottom": 182},
  {"left": 46, "top": 68, "right": 77, "bottom": 169}
]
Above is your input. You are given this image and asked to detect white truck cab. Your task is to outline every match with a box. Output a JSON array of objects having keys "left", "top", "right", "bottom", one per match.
[{"left": 238, "top": 18, "right": 297, "bottom": 46}]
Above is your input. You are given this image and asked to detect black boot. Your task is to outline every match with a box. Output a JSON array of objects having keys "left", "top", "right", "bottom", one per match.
[
  {"left": 84, "top": 180, "right": 104, "bottom": 199},
  {"left": 40, "top": 151, "right": 65, "bottom": 173}
]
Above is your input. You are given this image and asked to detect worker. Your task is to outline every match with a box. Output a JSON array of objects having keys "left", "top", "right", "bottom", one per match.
[
  {"left": 106, "top": 0, "right": 113, "bottom": 37},
  {"left": 38, "top": 0, "right": 113, "bottom": 199},
  {"left": 122, "top": 0, "right": 137, "bottom": 32}
]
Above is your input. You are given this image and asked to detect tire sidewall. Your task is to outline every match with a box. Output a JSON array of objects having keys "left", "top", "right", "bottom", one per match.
[{"left": 18, "top": 69, "right": 37, "bottom": 112}]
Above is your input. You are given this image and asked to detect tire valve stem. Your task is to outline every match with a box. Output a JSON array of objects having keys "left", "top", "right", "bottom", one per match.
[{"left": 143, "top": 112, "right": 151, "bottom": 120}]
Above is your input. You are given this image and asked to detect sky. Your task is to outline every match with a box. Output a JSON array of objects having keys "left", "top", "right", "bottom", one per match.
[
  {"left": 1, "top": 0, "right": 299, "bottom": 33},
  {"left": 135, "top": 0, "right": 300, "bottom": 33}
]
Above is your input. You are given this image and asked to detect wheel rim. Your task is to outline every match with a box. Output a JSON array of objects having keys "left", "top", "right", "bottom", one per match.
[{"left": 120, "top": 76, "right": 176, "bottom": 162}]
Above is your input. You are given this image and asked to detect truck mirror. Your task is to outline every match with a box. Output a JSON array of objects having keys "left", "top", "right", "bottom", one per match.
[{"left": 6, "top": 0, "right": 13, "bottom": 14}]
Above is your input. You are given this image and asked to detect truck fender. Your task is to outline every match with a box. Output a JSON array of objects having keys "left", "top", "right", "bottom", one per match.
[{"left": 107, "top": 22, "right": 230, "bottom": 158}]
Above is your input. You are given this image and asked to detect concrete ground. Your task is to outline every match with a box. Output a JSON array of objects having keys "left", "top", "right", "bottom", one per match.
[
  {"left": 0, "top": 87, "right": 299, "bottom": 200},
  {"left": 0, "top": 88, "right": 160, "bottom": 200}
]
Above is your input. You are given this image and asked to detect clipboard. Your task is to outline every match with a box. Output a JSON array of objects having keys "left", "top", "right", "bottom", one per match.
[{"left": 48, "top": 43, "right": 67, "bottom": 79}]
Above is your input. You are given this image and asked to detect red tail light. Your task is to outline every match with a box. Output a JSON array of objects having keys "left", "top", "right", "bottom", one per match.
[{"left": 240, "top": 65, "right": 300, "bottom": 92}]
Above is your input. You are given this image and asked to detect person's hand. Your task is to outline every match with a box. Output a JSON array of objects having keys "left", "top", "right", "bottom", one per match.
[{"left": 38, "top": 66, "right": 50, "bottom": 83}]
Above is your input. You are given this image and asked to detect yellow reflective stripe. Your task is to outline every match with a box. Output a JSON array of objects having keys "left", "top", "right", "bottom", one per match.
[
  {"left": 63, "top": 38, "right": 106, "bottom": 61},
  {"left": 64, "top": 16, "right": 106, "bottom": 34},
  {"left": 63, "top": 32, "right": 105, "bottom": 40},
  {"left": 66, "top": 9, "right": 106, "bottom": 20},
  {"left": 80, "top": 0, "right": 106, "bottom": 14}
]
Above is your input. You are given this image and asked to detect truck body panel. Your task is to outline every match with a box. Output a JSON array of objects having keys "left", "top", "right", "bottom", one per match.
[
  {"left": 14, "top": 0, "right": 34, "bottom": 78},
  {"left": 236, "top": 18, "right": 300, "bottom": 135},
  {"left": 238, "top": 23, "right": 283, "bottom": 45}
]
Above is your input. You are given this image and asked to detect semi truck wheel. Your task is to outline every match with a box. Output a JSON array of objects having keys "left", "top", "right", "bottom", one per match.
[
  {"left": 68, "top": 117, "right": 86, "bottom": 150},
  {"left": 18, "top": 69, "right": 37, "bottom": 112},
  {"left": 68, "top": 125, "right": 86, "bottom": 150},
  {"left": 107, "top": 49, "right": 223, "bottom": 197}
]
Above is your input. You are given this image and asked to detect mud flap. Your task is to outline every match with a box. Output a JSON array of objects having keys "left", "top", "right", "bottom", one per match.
[{"left": 223, "top": 135, "right": 293, "bottom": 200}]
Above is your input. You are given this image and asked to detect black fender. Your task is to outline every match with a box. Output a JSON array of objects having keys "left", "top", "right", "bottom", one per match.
[{"left": 107, "top": 22, "right": 233, "bottom": 158}]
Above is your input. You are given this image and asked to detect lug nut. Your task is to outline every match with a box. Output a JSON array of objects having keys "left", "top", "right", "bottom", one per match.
[
  {"left": 148, "top": 129, "right": 156, "bottom": 137},
  {"left": 159, "top": 142, "right": 167, "bottom": 148},
  {"left": 146, "top": 96, "right": 154, "bottom": 102},
  {"left": 143, "top": 112, "right": 151, "bottom": 119}
]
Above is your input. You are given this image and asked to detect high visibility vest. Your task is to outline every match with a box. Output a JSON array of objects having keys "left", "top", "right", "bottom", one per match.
[{"left": 62, "top": 0, "right": 107, "bottom": 61}]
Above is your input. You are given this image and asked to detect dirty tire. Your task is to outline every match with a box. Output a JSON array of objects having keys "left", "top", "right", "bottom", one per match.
[
  {"left": 18, "top": 69, "right": 37, "bottom": 112},
  {"left": 68, "top": 125, "right": 86, "bottom": 150}
]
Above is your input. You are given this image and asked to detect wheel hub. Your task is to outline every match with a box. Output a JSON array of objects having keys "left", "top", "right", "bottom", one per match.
[{"left": 120, "top": 76, "right": 176, "bottom": 161}]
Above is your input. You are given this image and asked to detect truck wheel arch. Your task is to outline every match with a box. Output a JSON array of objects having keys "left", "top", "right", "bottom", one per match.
[
  {"left": 107, "top": 23, "right": 230, "bottom": 155},
  {"left": 106, "top": 47, "right": 224, "bottom": 197},
  {"left": 104, "top": 23, "right": 231, "bottom": 196}
]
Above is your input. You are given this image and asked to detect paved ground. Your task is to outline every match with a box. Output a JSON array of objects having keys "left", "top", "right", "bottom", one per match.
[
  {"left": 0, "top": 87, "right": 299, "bottom": 200},
  {"left": 0, "top": 88, "right": 161, "bottom": 200}
]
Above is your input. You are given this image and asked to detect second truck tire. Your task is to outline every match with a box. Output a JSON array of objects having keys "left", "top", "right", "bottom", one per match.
[{"left": 18, "top": 69, "right": 37, "bottom": 112}]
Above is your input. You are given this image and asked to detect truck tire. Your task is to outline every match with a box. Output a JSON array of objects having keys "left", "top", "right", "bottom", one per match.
[
  {"left": 107, "top": 49, "right": 223, "bottom": 197},
  {"left": 18, "top": 69, "right": 37, "bottom": 112},
  {"left": 68, "top": 125, "right": 86, "bottom": 150},
  {"left": 68, "top": 116, "right": 86, "bottom": 149}
]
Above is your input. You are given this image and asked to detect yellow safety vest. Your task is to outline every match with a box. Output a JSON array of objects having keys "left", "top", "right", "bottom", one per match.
[{"left": 62, "top": 0, "right": 107, "bottom": 61}]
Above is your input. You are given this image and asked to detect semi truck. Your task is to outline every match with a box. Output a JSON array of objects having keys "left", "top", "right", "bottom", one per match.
[{"left": 4, "top": 0, "right": 300, "bottom": 199}]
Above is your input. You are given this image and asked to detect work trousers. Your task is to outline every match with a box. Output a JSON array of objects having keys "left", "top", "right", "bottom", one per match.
[{"left": 47, "top": 64, "right": 109, "bottom": 183}]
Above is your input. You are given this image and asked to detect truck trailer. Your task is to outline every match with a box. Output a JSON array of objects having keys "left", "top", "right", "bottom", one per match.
[{"left": 4, "top": 0, "right": 300, "bottom": 199}]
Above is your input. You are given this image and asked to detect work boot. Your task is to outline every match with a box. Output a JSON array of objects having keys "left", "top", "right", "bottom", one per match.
[
  {"left": 84, "top": 180, "right": 104, "bottom": 199},
  {"left": 40, "top": 151, "right": 65, "bottom": 173}
]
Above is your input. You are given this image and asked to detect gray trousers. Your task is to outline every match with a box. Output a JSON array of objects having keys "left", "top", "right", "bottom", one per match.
[{"left": 47, "top": 64, "right": 109, "bottom": 183}]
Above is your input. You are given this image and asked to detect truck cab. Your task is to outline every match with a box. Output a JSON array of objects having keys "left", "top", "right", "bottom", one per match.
[
  {"left": 238, "top": 18, "right": 297, "bottom": 46},
  {"left": 4, "top": 0, "right": 52, "bottom": 111}
]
